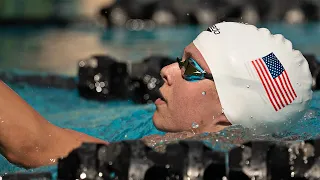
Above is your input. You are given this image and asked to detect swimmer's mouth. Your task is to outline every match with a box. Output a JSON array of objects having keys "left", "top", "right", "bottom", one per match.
[{"left": 159, "top": 90, "right": 167, "bottom": 103}]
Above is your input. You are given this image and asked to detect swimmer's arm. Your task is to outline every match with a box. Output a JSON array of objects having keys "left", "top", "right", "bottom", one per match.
[{"left": 0, "top": 81, "right": 108, "bottom": 168}]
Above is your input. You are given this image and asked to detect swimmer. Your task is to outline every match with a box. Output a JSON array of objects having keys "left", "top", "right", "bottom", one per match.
[{"left": 0, "top": 22, "right": 313, "bottom": 168}]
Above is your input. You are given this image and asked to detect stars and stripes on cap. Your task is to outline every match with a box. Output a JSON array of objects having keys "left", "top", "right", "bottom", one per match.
[{"left": 251, "top": 52, "right": 297, "bottom": 111}]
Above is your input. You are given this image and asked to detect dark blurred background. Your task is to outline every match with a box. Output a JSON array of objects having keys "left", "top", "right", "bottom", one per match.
[
  {"left": 0, "top": 0, "right": 320, "bottom": 76},
  {"left": 1, "top": 0, "right": 319, "bottom": 26},
  {"left": 0, "top": 0, "right": 112, "bottom": 26}
]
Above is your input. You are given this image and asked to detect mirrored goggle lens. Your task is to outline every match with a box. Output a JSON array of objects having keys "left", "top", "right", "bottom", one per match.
[
  {"left": 183, "top": 74, "right": 205, "bottom": 81},
  {"left": 177, "top": 57, "right": 204, "bottom": 77}
]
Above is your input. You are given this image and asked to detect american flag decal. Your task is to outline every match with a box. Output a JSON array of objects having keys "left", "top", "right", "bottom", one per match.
[{"left": 251, "top": 52, "right": 297, "bottom": 111}]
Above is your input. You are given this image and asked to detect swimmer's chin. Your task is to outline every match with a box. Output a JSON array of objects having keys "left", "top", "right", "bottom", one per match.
[{"left": 152, "top": 113, "right": 169, "bottom": 132}]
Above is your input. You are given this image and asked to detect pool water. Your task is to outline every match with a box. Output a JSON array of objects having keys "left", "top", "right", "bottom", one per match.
[{"left": 0, "top": 23, "right": 320, "bottom": 175}]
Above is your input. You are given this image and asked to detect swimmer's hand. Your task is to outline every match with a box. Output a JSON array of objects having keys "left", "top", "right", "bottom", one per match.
[{"left": 0, "top": 81, "right": 109, "bottom": 169}]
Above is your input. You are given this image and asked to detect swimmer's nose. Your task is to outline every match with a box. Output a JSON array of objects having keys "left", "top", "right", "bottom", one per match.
[{"left": 160, "top": 63, "right": 178, "bottom": 86}]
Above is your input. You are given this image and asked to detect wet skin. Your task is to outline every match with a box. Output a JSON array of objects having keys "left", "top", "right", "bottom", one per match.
[{"left": 0, "top": 43, "right": 231, "bottom": 168}]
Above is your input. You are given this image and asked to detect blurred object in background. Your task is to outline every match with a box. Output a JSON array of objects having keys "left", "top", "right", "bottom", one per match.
[
  {"left": 265, "top": 0, "right": 319, "bottom": 24},
  {"left": 0, "top": 0, "right": 115, "bottom": 26},
  {"left": 99, "top": 0, "right": 320, "bottom": 29},
  {"left": 77, "top": 54, "right": 174, "bottom": 104},
  {"left": 99, "top": 0, "right": 221, "bottom": 29},
  {"left": 77, "top": 55, "right": 130, "bottom": 101},
  {"left": 1, "top": 0, "right": 319, "bottom": 27},
  {"left": 304, "top": 54, "right": 320, "bottom": 91},
  {"left": 128, "top": 55, "right": 174, "bottom": 104}
]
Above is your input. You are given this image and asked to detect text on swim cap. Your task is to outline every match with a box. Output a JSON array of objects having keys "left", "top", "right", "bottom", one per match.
[{"left": 207, "top": 25, "right": 220, "bottom": 35}]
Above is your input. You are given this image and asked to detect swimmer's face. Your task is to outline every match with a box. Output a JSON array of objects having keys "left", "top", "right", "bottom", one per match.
[{"left": 153, "top": 43, "right": 230, "bottom": 133}]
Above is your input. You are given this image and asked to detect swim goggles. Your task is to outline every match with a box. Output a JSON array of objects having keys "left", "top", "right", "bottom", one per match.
[{"left": 177, "top": 57, "right": 214, "bottom": 82}]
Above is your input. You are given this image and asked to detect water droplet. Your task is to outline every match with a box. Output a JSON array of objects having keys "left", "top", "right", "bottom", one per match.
[
  {"left": 79, "top": 61, "right": 86, "bottom": 67},
  {"left": 100, "top": 82, "right": 105, "bottom": 87},
  {"left": 143, "top": 94, "right": 150, "bottom": 100},
  {"left": 99, "top": 172, "right": 103, "bottom": 177},
  {"left": 80, "top": 172, "right": 87, "bottom": 179},
  {"left": 216, "top": 139, "right": 219, "bottom": 142},
  {"left": 202, "top": 91, "right": 206, "bottom": 95},
  {"left": 147, "top": 82, "right": 156, "bottom": 90},
  {"left": 124, "top": 134, "right": 128, "bottom": 138},
  {"left": 143, "top": 75, "right": 151, "bottom": 83},
  {"left": 246, "top": 85, "right": 250, "bottom": 88},
  {"left": 96, "top": 86, "right": 102, "bottom": 93},
  {"left": 192, "top": 122, "right": 199, "bottom": 129},
  {"left": 94, "top": 74, "right": 101, "bottom": 82},
  {"left": 89, "top": 83, "right": 94, "bottom": 89},
  {"left": 1, "top": 121, "right": 3, "bottom": 123},
  {"left": 151, "top": 78, "right": 157, "bottom": 83},
  {"left": 187, "top": 13, "right": 190, "bottom": 16},
  {"left": 298, "top": 63, "right": 301, "bottom": 66},
  {"left": 250, "top": 116, "right": 253, "bottom": 119}
]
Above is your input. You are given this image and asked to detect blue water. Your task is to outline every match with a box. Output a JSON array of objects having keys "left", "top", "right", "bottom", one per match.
[
  {"left": 0, "top": 82, "right": 165, "bottom": 175},
  {"left": 0, "top": 23, "right": 320, "bottom": 176}
]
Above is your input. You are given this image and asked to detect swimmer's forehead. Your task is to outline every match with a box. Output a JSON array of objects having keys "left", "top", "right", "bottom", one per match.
[{"left": 183, "top": 43, "right": 212, "bottom": 73}]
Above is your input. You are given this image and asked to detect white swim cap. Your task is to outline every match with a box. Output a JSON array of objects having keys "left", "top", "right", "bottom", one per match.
[{"left": 193, "top": 22, "right": 313, "bottom": 133}]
